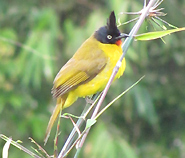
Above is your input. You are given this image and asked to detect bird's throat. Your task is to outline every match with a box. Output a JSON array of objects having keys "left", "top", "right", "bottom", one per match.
[{"left": 115, "top": 39, "right": 122, "bottom": 46}]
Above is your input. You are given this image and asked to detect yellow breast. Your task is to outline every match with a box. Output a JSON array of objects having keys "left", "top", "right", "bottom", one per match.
[
  {"left": 74, "top": 41, "right": 125, "bottom": 97},
  {"left": 62, "top": 36, "right": 126, "bottom": 108}
]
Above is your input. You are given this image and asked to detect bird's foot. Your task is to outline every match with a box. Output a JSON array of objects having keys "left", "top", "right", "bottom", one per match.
[{"left": 85, "top": 96, "right": 94, "bottom": 104}]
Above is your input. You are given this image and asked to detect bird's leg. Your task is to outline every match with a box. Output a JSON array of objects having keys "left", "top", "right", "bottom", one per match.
[{"left": 85, "top": 96, "right": 94, "bottom": 104}]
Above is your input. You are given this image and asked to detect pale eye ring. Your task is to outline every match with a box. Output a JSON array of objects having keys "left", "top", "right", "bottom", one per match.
[{"left": 107, "top": 35, "right": 112, "bottom": 39}]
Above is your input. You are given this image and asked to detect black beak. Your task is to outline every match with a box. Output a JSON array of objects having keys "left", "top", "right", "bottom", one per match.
[{"left": 115, "top": 33, "right": 129, "bottom": 40}]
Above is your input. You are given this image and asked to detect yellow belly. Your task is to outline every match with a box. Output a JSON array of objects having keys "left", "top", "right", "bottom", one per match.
[
  {"left": 74, "top": 58, "right": 125, "bottom": 96},
  {"left": 63, "top": 43, "right": 126, "bottom": 109}
]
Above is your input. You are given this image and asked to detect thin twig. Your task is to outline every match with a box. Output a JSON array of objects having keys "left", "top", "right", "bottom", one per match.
[
  {"left": 0, "top": 134, "right": 41, "bottom": 158},
  {"left": 95, "top": 76, "right": 145, "bottom": 120},
  {"left": 61, "top": 76, "right": 145, "bottom": 158},
  {"left": 58, "top": 93, "right": 100, "bottom": 157},
  {"left": 54, "top": 109, "right": 63, "bottom": 157},
  {"left": 29, "top": 137, "right": 50, "bottom": 158}
]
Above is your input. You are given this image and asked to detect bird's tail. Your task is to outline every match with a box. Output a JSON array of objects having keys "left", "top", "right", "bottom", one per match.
[{"left": 44, "top": 96, "right": 66, "bottom": 145}]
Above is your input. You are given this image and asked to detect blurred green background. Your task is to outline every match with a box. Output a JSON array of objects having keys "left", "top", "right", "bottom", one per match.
[{"left": 0, "top": 0, "right": 185, "bottom": 157}]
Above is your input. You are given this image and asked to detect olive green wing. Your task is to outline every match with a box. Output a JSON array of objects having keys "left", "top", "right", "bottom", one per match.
[{"left": 52, "top": 50, "right": 107, "bottom": 98}]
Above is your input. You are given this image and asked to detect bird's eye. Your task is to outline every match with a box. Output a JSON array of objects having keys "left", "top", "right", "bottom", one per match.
[{"left": 107, "top": 35, "right": 112, "bottom": 39}]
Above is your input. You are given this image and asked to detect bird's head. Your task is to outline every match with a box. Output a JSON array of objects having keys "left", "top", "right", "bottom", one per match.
[{"left": 94, "top": 11, "right": 128, "bottom": 46}]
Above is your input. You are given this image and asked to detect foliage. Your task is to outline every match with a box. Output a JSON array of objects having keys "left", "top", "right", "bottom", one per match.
[{"left": 0, "top": 0, "right": 185, "bottom": 158}]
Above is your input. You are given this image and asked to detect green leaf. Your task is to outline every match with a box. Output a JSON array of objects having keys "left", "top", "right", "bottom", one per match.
[
  {"left": 135, "top": 27, "right": 185, "bottom": 41},
  {"left": 85, "top": 119, "right": 97, "bottom": 129},
  {"left": 3, "top": 137, "right": 11, "bottom": 158}
]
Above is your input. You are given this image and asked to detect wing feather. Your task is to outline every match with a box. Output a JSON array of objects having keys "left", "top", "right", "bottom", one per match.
[
  {"left": 52, "top": 38, "right": 107, "bottom": 98},
  {"left": 52, "top": 71, "right": 90, "bottom": 97}
]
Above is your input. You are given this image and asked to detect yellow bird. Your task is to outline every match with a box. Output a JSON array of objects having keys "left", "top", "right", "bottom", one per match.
[{"left": 44, "top": 11, "right": 128, "bottom": 143}]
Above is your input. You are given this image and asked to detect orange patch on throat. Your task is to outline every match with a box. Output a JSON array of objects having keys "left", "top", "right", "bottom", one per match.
[{"left": 115, "top": 40, "right": 122, "bottom": 46}]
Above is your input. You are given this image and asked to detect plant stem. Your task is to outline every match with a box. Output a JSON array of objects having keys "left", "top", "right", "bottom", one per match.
[{"left": 58, "top": 93, "right": 100, "bottom": 157}]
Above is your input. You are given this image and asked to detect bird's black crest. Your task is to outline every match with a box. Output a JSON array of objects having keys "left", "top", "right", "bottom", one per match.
[
  {"left": 107, "top": 11, "right": 117, "bottom": 32},
  {"left": 94, "top": 11, "right": 121, "bottom": 44}
]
